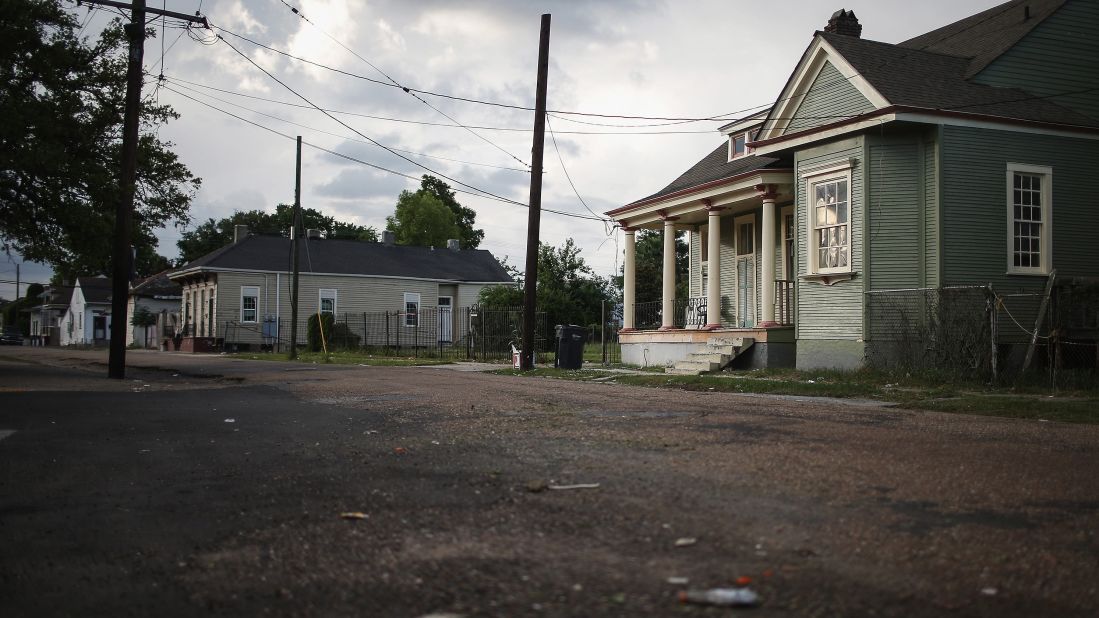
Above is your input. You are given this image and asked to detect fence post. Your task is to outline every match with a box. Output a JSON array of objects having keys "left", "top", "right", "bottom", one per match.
[
  {"left": 601, "top": 300, "right": 607, "bottom": 365},
  {"left": 1021, "top": 270, "right": 1057, "bottom": 375},
  {"left": 988, "top": 284, "right": 998, "bottom": 384}
]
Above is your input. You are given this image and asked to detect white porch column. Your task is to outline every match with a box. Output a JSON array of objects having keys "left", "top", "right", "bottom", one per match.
[
  {"left": 660, "top": 215, "right": 679, "bottom": 330},
  {"left": 621, "top": 228, "right": 637, "bottom": 331},
  {"left": 759, "top": 185, "right": 779, "bottom": 326},
  {"left": 704, "top": 204, "right": 725, "bottom": 329}
]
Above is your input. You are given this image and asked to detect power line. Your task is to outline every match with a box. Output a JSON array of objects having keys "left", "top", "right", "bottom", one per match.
[
  {"left": 545, "top": 115, "right": 613, "bottom": 226},
  {"left": 162, "top": 78, "right": 530, "bottom": 172},
  {"left": 275, "top": 0, "right": 532, "bottom": 170},
  {"left": 161, "top": 85, "right": 607, "bottom": 222},
  {"left": 214, "top": 32, "right": 527, "bottom": 208}
]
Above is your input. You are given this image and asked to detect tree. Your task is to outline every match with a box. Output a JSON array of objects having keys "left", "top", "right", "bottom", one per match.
[
  {"left": 130, "top": 304, "right": 157, "bottom": 349},
  {"left": 478, "top": 238, "right": 613, "bottom": 336},
  {"left": 418, "top": 175, "right": 484, "bottom": 249},
  {"left": 0, "top": 1, "right": 199, "bottom": 281},
  {"left": 176, "top": 204, "right": 377, "bottom": 264},
  {"left": 385, "top": 191, "right": 460, "bottom": 248},
  {"left": 2, "top": 283, "right": 44, "bottom": 335}
]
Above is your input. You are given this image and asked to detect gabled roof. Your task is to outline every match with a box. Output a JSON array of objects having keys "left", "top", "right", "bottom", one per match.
[
  {"left": 820, "top": 31, "right": 1097, "bottom": 128},
  {"left": 40, "top": 285, "right": 74, "bottom": 308},
  {"left": 898, "top": 0, "right": 1065, "bottom": 78},
  {"left": 618, "top": 147, "right": 783, "bottom": 210},
  {"left": 173, "top": 235, "right": 514, "bottom": 283},
  {"left": 131, "top": 270, "right": 182, "bottom": 299},
  {"left": 77, "top": 277, "right": 113, "bottom": 304}
]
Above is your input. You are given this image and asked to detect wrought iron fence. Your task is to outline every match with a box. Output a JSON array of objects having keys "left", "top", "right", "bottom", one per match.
[
  {"left": 220, "top": 306, "right": 549, "bottom": 362},
  {"left": 632, "top": 297, "right": 709, "bottom": 330}
]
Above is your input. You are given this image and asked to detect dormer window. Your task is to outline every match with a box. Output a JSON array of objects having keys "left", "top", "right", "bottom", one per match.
[{"left": 728, "top": 132, "right": 751, "bottom": 161}]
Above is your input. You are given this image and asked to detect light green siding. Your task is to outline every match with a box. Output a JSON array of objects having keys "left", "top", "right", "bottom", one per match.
[
  {"left": 689, "top": 228, "right": 702, "bottom": 298},
  {"left": 940, "top": 125, "right": 1099, "bottom": 290},
  {"left": 866, "top": 128, "right": 940, "bottom": 290},
  {"left": 795, "top": 136, "right": 866, "bottom": 348},
  {"left": 786, "top": 61, "right": 875, "bottom": 134},
  {"left": 973, "top": 0, "right": 1099, "bottom": 122}
]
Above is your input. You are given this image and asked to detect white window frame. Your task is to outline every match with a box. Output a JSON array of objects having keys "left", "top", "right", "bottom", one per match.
[
  {"left": 781, "top": 205, "right": 795, "bottom": 280},
  {"left": 403, "top": 292, "right": 420, "bottom": 327},
  {"left": 319, "top": 288, "right": 337, "bottom": 316},
  {"left": 1006, "top": 163, "right": 1052, "bottom": 275},
  {"left": 240, "top": 286, "right": 259, "bottom": 323},
  {"left": 804, "top": 165, "right": 853, "bottom": 275},
  {"left": 728, "top": 132, "right": 748, "bottom": 160}
]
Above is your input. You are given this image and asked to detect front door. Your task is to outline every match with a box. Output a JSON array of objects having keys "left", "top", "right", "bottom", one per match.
[
  {"left": 437, "top": 296, "right": 453, "bottom": 343},
  {"left": 93, "top": 315, "right": 107, "bottom": 342},
  {"left": 735, "top": 215, "right": 756, "bottom": 328}
]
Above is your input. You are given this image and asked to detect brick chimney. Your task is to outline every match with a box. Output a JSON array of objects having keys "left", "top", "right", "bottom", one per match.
[{"left": 825, "top": 9, "right": 862, "bottom": 37}]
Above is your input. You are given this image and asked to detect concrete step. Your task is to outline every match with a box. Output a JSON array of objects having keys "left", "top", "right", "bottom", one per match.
[
  {"left": 673, "top": 360, "right": 721, "bottom": 372},
  {"left": 664, "top": 337, "right": 757, "bottom": 376},
  {"left": 686, "top": 352, "right": 730, "bottom": 364}
]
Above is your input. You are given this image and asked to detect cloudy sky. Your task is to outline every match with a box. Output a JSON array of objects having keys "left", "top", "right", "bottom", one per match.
[{"left": 3, "top": 0, "right": 1004, "bottom": 300}]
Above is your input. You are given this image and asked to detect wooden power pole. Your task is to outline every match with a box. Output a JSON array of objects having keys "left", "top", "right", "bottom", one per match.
[
  {"left": 520, "top": 14, "right": 551, "bottom": 371},
  {"left": 289, "top": 136, "right": 303, "bottom": 360},
  {"left": 80, "top": 0, "right": 208, "bottom": 379}
]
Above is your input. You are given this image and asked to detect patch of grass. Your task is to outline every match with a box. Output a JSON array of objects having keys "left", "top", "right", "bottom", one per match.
[
  {"left": 232, "top": 351, "right": 452, "bottom": 366},
  {"left": 489, "top": 367, "right": 621, "bottom": 381},
  {"left": 614, "top": 373, "right": 895, "bottom": 399},
  {"left": 897, "top": 394, "right": 1099, "bottom": 424}
]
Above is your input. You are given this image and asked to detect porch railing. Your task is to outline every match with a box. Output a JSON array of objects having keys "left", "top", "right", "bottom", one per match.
[
  {"left": 633, "top": 297, "right": 709, "bottom": 329},
  {"left": 775, "top": 280, "right": 795, "bottom": 326}
]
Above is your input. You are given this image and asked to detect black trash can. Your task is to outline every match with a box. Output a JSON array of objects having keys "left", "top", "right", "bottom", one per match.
[{"left": 554, "top": 324, "right": 588, "bottom": 369}]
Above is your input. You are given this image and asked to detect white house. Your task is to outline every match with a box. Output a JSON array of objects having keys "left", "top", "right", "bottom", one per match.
[{"left": 60, "top": 277, "right": 113, "bottom": 346}]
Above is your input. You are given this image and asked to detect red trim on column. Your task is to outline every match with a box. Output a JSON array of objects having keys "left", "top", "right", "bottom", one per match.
[
  {"left": 658, "top": 209, "right": 680, "bottom": 222},
  {"left": 754, "top": 183, "right": 778, "bottom": 200},
  {"left": 702, "top": 323, "right": 723, "bottom": 330},
  {"left": 757, "top": 320, "right": 780, "bottom": 328}
]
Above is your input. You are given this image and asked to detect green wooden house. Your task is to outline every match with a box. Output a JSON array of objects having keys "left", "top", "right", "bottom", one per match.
[{"left": 607, "top": 0, "right": 1099, "bottom": 371}]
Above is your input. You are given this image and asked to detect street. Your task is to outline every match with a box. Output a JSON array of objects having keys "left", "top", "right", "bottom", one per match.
[{"left": 1, "top": 348, "right": 1097, "bottom": 617}]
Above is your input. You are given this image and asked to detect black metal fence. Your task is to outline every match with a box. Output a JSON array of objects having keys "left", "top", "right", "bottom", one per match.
[
  {"left": 866, "top": 277, "right": 1098, "bottom": 385},
  {"left": 221, "top": 305, "right": 549, "bottom": 362},
  {"left": 634, "top": 296, "right": 713, "bottom": 330}
]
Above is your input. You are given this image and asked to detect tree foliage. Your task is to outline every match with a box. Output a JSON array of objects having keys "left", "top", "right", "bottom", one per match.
[
  {"left": 0, "top": 1, "right": 200, "bottom": 281},
  {"left": 477, "top": 239, "right": 613, "bottom": 332},
  {"left": 385, "top": 191, "right": 460, "bottom": 248},
  {"left": 385, "top": 176, "right": 483, "bottom": 249},
  {"left": 177, "top": 204, "right": 377, "bottom": 264}
]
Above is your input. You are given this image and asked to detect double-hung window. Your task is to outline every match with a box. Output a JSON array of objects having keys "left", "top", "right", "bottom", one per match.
[
  {"left": 403, "top": 292, "right": 420, "bottom": 327},
  {"left": 805, "top": 166, "right": 852, "bottom": 274},
  {"left": 319, "top": 289, "right": 337, "bottom": 316},
  {"left": 1007, "top": 163, "right": 1052, "bottom": 275},
  {"left": 240, "top": 286, "right": 259, "bottom": 323}
]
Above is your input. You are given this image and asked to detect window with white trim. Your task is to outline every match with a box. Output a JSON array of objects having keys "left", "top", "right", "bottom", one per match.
[
  {"left": 806, "top": 169, "right": 851, "bottom": 274},
  {"left": 1007, "top": 163, "right": 1052, "bottom": 275},
  {"left": 403, "top": 292, "right": 420, "bottom": 327},
  {"left": 729, "top": 132, "right": 748, "bottom": 160},
  {"left": 240, "top": 286, "right": 259, "bottom": 323},
  {"left": 319, "top": 288, "right": 337, "bottom": 316}
]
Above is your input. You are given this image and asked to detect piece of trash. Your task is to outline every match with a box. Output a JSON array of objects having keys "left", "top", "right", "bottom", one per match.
[
  {"left": 431, "top": 440, "right": 440, "bottom": 445},
  {"left": 224, "top": 418, "right": 235, "bottom": 423},
  {"left": 980, "top": 587, "right": 998, "bottom": 596},
  {"left": 339, "top": 512, "right": 367, "bottom": 520},
  {"left": 393, "top": 447, "right": 408, "bottom": 455},
  {"left": 678, "top": 587, "right": 760, "bottom": 607},
  {"left": 548, "top": 483, "right": 600, "bottom": 491},
  {"left": 762, "top": 569, "right": 774, "bottom": 578},
  {"left": 363, "top": 430, "right": 378, "bottom": 435},
  {"left": 667, "top": 576, "right": 689, "bottom": 585},
  {"left": 609, "top": 592, "right": 626, "bottom": 604},
  {"left": 735, "top": 576, "right": 753, "bottom": 586},
  {"left": 807, "top": 379, "right": 816, "bottom": 384},
  {"left": 674, "top": 537, "right": 698, "bottom": 547},
  {"left": 526, "top": 480, "right": 549, "bottom": 493}
]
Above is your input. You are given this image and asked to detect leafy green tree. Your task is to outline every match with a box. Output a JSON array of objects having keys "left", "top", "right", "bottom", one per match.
[
  {"left": 385, "top": 191, "right": 460, "bottom": 248},
  {"left": 177, "top": 204, "right": 377, "bottom": 263},
  {"left": 478, "top": 239, "right": 613, "bottom": 335},
  {"left": 130, "top": 304, "right": 157, "bottom": 348},
  {"left": 0, "top": 1, "right": 199, "bottom": 280},
  {"left": 2, "top": 283, "right": 44, "bottom": 335},
  {"left": 418, "top": 175, "right": 484, "bottom": 249}
]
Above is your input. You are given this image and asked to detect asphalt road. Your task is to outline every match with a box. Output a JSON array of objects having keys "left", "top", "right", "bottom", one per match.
[{"left": 1, "top": 348, "right": 1097, "bottom": 617}]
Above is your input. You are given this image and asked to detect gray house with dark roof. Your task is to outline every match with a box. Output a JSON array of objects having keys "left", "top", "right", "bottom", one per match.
[
  {"left": 608, "top": 0, "right": 1099, "bottom": 371},
  {"left": 168, "top": 230, "right": 515, "bottom": 351}
]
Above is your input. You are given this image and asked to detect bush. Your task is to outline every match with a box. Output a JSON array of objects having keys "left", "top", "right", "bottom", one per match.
[{"left": 307, "top": 313, "right": 360, "bottom": 351}]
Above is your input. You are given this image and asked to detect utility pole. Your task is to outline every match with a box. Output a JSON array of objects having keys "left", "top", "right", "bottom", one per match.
[
  {"left": 520, "top": 14, "right": 551, "bottom": 371},
  {"left": 289, "top": 136, "right": 302, "bottom": 360},
  {"left": 14, "top": 264, "right": 19, "bottom": 300},
  {"left": 80, "top": 0, "right": 208, "bottom": 379}
]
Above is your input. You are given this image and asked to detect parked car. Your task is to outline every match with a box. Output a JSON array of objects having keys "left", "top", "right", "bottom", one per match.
[{"left": 1, "top": 326, "right": 24, "bottom": 345}]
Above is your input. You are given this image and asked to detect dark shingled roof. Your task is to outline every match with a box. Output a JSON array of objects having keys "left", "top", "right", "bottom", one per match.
[
  {"left": 131, "top": 271, "right": 182, "bottom": 298},
  {"left": 898, "top": 0, "right": 1065, "bottom": 78},
  {"left": 627, "top": 148, "right": 783, "bottom": 206},
  {"left": 177, "top": 236, "right": 513, "bottom": 282},
  {"left": 77, "top": 277, "right": 113, "bottom": 304},
  {"left": 821, "top": 31, "right": 1098, "bottom": 128}
]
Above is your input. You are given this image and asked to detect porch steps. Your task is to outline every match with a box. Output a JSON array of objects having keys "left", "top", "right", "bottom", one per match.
[{"left": 665, "top": 337, "right": 755, "bottom": 376}]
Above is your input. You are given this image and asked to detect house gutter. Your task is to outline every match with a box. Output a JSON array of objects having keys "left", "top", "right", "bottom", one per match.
[
  {"left": 748, "top": 105, "right": 1099, "bottom": 151},
  {"left": 606, "top": 167, "right": 794, "bottom": 217}
]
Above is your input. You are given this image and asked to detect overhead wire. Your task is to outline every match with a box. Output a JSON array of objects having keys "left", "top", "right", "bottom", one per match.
[
  {"left": 545, "top": 115, "right": 613, "bottom": 227},
  {"left": 275, "top": 0, "right": 532, "bottom": 170},
  {"left": 161, "top": 77, "right": 530, "bottom": 172},
  {"left": 161, "top": 84, "right": 607, "bottom": 222}
]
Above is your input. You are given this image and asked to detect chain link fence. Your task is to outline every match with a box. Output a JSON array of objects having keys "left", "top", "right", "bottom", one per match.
[{"left": 866, "top": 276, "right": 1098, "bottom": 386}]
